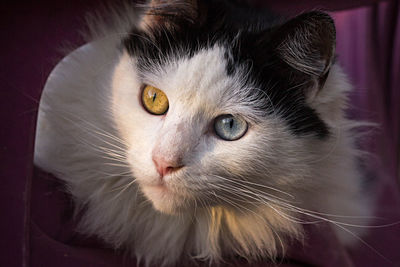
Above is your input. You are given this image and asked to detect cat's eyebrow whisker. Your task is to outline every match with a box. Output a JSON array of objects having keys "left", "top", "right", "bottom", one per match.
[
  {"left": 122, "top": 30, "right": 169, "bottom": 66},
  {"left": 87, "top": 30, "right": 167, "bottom": 62},
  {"left": 125, "top": 32, "right": 165, "bottom": 57},
  {"left": 270, "top": 81, "right": 310, "bottom": 110},
  {"left": 247, "top": 85, "right": 278, "bottom": 114},
  {"left": 161, "top": 26, "right": 174, "bottom": 59}
]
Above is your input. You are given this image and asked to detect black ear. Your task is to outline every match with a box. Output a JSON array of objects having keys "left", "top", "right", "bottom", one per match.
[
  {"left": 272, "top": 11, "right": 336, "bottom": 94},
  {"left": 139, "top": 0, "right": 208, "bottom": 30}
]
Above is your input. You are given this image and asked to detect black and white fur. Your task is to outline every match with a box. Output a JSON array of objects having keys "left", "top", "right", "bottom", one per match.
[{"left": 34, "top": 0, "right": 372, "bottom": 266}]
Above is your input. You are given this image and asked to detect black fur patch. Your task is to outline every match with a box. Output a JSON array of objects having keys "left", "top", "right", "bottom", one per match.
[{"left": 123, "top": 1, "right": 330, "bottom": 138}]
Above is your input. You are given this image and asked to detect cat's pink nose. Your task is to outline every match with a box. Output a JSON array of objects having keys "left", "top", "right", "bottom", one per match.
[{"left": 152, "top": 155, "right": 184, "bottom": 178}]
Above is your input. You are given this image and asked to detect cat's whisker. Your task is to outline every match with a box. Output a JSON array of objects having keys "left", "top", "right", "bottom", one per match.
[
  {"left": 208, "top": 183, "right": 263, "bottom": 205},
  {"left": 76, "top": 124, "right": 127, "bottom": 152},
  {"left": 100, "top": 151, "right": 127, "bottom": 161},
  {"left": 93, "top": 169, "right": 132, "bottom": 177},
  {"left": 46, "top": 114, "right": 129, "bottom": 164},
  {"left": 53, "top": 108, "right": 127, "bottom": 145},
  {"left": 208, "top": 189, "right": 291, "bottom": 256},
  {"left": 214, "top": 182, "right": 389, "bottom": 250},
  {"left": 111, "top": 178, "right": 138, "bottom": 198},
  {"left": 244, "top": 188, "right": 381, "bottom": 224},
  {"left": 212, "top": 180, "right": 296, "bottom": 208},
  {"left": 42, "top": 106, "right": 127, "bottom": 147},
  {"left": 208, "top": 174, "right": 386, "bottom": 227},
  {"left": 68, "top": 135, "right": 127, "bottom": 163},
  {"left": 102, "top": 162, "right": 130, "bottom": 168},
  {"left": 276, "top": 204, "right": 393, "bottom": 264},
  {"left": 210, "top": 183, "right": 279, "bottom": 207},
  {"left": 210, "top": 192, "right": 257, "bottom": 217},
  {"left": 210, "top": 183, "right": 316, "bottom": 225},
  {"left": 96, "top": 148, "right": 126, "bottom": 159},
  {"left": 279, "top": 204, "right": 400, "bottom": 228},
  {"left": 50, "top": 124, "right": 128, "bottom": 164},
  {"left": 209, "top": 183, "right": 296, "bottom": 226},
  {"left": 210, "top": 173, "right": 295, "bottom": 199}
]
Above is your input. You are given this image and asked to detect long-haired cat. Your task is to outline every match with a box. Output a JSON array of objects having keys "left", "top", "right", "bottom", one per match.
[{"left": 34, "top": 0, "right": 372, "bottom": 266}]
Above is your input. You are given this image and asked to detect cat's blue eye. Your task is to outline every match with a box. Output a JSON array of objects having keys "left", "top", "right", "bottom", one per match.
[{"left": 214, "top": 114, "right": 248, "bottom": 141}]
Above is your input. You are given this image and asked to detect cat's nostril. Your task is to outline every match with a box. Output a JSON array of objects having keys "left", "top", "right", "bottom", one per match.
[
  {"left": 152, "top": 156, "right": 184, "bottom": 178},
  {"left": 158, "top": 164, "right": 183, "bottom": 178},
  {"left": 165, "top": 166, "right": 183, "bottom": 175}
]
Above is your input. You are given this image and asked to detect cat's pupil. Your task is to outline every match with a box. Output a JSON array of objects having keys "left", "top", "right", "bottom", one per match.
[
  {"left": 229, "top": 119, "right": 234, "bottom": 128},
  {"left": 152, "top": 92, "right": 157, "bottom": 102}
]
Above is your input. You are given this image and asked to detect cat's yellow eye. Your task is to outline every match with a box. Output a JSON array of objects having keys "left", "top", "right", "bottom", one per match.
[{"left": 141, "top": 85, "right": 169, "bottom": 115}]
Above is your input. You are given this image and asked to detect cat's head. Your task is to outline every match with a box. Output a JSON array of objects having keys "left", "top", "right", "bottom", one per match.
[{"left": 110, "top": 0, "right": 341, "bottom": 214}]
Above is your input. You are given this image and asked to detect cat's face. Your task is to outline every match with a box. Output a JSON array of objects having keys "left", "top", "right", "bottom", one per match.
[
  {"left": 110, "top": 1, "right": 336, "bottom": 214},
  {"left": 112, "top": 46, "right": 297, "bottom": 214}
]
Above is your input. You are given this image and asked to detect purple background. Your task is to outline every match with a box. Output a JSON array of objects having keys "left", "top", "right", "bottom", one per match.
[{"left": 1, "top": 0, "right": 399, "bottom": 266}]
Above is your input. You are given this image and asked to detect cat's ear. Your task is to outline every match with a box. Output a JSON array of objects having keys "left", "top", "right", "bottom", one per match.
[
  {"left": 271, "top": 11, "right": 336, "bottom": 100},
  {"left": 139, "top": 0, "right": 207, "bottom": 30}
]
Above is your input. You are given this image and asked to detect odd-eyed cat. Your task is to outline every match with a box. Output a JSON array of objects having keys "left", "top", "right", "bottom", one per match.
[{"left": 34, "top": 0, "right": 372, "bottom": 266}]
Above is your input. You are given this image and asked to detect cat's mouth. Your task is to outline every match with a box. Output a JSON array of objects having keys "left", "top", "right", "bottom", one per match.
[
  {"left": 143, "top": 183, "right": 169, "bottom": 193},
  {"left": 140, "top": 181, "right": 189, "bottom": 214}
]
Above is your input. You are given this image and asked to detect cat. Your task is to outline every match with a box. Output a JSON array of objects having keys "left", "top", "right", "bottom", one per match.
[{"left": 34, "top": 0, "right": 373, "bottom": 266}]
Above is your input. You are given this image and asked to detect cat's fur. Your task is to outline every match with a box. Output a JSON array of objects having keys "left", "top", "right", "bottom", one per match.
[{"left": 34, "top": 0, "right": 372, "bottom": 266}]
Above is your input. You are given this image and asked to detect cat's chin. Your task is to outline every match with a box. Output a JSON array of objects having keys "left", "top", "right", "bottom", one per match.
[{"left": 140, "top": 184, "right": 188, "bottom": 214}]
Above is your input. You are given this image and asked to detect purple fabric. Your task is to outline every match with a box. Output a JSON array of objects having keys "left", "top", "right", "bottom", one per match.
[{"left": 1, "top": 1, "right": 399, "bottom": 266}]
